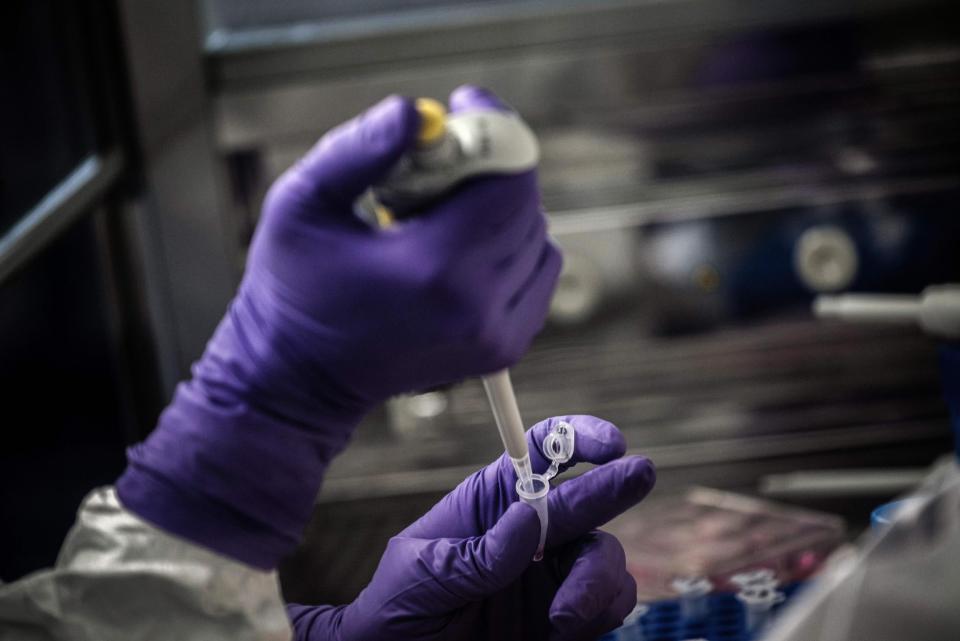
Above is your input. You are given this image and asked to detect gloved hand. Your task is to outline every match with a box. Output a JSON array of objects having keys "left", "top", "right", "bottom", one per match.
[
  {"left": 288, "top": 416, "right": 656, "bottom": 641},
  {"left": 116, "top": 87, "right": 562, "bottom": 569}
]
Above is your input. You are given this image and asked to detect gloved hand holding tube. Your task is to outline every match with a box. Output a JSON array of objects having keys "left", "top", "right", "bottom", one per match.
[{"left": 288, "top": 416, "right": 656, "bottom": 641}]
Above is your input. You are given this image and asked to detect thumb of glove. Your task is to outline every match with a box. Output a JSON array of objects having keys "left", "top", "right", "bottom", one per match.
[{"left": 288, "top": 95, "right": 420, "bottom": 208}]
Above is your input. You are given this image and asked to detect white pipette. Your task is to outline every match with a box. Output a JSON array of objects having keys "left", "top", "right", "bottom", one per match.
[
  {"left": 362, "top": 97, "right": 549, "bottom": 558},
  {"left": 482, "top": 370, "right": 534, "bottom": 486}
]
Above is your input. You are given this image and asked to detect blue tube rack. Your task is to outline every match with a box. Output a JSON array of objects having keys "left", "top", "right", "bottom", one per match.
[{"left": 601, "top": 584, "right": 801, "bottom": 641}]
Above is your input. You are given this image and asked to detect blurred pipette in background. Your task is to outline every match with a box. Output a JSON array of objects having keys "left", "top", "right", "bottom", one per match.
[{"left": 814, "top": 284, "right": 960, "bottom": 339}]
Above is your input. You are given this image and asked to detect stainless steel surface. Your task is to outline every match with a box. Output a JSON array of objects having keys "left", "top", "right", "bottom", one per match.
[
  {"left": 117, "top": 0, "right": 241, "bottom": 390},
  {"left": 0, "top": 152, "right": 124, "bottom": 286},
  {"left": 759, "top": 468, "right": 929, "bottom": 498},
  {"left": 205, "top": 0, "right": 942, "bottom": 88},
  {"left": 319, "top": 317, "right": 948, "bottom": 501},
  {"left": 192, "top": 0, "right": 960, "bottom": 503},
  {"left": 211, "top": 1, "right": 960, "bottom": 259}
]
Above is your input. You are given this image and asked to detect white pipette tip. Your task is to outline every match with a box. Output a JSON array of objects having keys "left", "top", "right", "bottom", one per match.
[{"left": 483, "top": 370, "right": 529, "bottom": 460}]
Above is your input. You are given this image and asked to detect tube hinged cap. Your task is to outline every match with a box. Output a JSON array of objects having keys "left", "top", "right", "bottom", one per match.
[{"left": 542, "top": 420, "right": 575, "bottom": 480}]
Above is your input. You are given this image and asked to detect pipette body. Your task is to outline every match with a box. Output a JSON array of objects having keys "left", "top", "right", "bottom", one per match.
[{"left": 362, "top": 97, "right": 548, "bottom": 557}]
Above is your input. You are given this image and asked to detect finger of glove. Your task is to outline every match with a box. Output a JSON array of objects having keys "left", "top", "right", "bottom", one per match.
[
  {"left": 590, "top": 577, "right": 639, "bottom": 640},
  {"left": 414, "top": 182, "right": 544, "bottom": 290},
  {"left": 548, "top": 533, "right": 637, "bottom": 641},
  {"left": 403, "top": 418, "right": 629, "bottom": 542},
  {"left": 449, "top": 84, "right": 513, "bottom": 113},
  {"left": 546, "top": 455, "right": 655, "bottom": 548},
  {"left": 524, "top": 415, "right": 627, "bottom": 477},
  {"left": 551, "top": 571, "right": 638, "bottom": 641},
  {"left": 484, "top": 192, "right": 548, "bottom": 276},
  {"left": 503, "top": 239, "right": 562, "bottom": 321},
  {"left": 286, "top": 95, "right": 419, "bottom": 210},
  {"left": 286, "top": 603, "right": 341, "bottom": 641},
  {"left": 477, "top": 243, "right": 561, "bottom": 372},
  {"left": 492, "top": 213, "right": 550, "bottom": 301},
  {"left": 427, "top": 501, "right": 540, "bottom": 607}
]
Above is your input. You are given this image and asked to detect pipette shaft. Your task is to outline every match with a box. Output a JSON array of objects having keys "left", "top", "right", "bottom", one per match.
[{"left": 482, "top": 370, "right": 533, "bottom": 487}]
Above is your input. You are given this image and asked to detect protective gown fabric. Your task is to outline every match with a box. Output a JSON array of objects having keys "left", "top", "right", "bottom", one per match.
[
  {"left": 0, "top": 487, "right": 291, "bottom": 641},
  {"left": 114, "top": 87, "right": 561, "bottom": 570},
  {"left": 288, "top": 416, "right": 657, "bottom": 641}
]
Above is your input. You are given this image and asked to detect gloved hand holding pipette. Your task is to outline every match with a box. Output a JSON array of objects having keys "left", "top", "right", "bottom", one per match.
[
  {"left": 0, "top": 88, "right": 657, "bottom": 641},
  {"left": 288, "top": 416, "right": 655, "bottom": 641},
  {"left": 116, "top": 86, "right": 562, "bottom": 568}
]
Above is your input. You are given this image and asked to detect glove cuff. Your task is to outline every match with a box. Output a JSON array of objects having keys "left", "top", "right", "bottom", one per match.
[
  {"left": 116, "top": 299, "right": 370, "bottom": 569},
  {"left": 117, "top": 462, "right": 297, "bottom": 569},
  {"left": 287, "top": 603, "right": 346, "bottom": 641}
]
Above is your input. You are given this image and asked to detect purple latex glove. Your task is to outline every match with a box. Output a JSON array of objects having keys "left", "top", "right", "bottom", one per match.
[
  {"left": 288, "top": 416, "right": 656, "bottom": 641},
  {"left": 116, "top": 87, "right": 562, "bottom": 569}
]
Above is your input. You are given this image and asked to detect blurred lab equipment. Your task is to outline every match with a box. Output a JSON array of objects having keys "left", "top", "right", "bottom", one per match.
[
  {"left": 4, "top": 0, "right": 960, "bottom": 610},
  {"left": 761, "top": 457, "right": 960, "bottom": 641},
  {"left": 747, "top": 281, "right": 960, "bottom": 640},
  {"left": 603, "top": 488, "right": 844, "bottom": 601},
  {"left": 736, "top": 584, "right": 786, "bottom": 635},
  {"left": 868, "top": 496, "right": 923, "bottom": 531},
  {"left": 730, "top": 569, "right": 778, "bottom": 590},
  {"left": 815, "top": 284, "right": 960, "bottom": 340},
  {"left": 603, "top": 583, "right": 802, "bottom": 641},
  {"left": 672, "top": 577, "right": 714, "bottom": 621},
  {"left": 255, "top": 10, "right": 958, "bottom": 608},
  {"left": 0, "top": 2, "right": 160, "bottom": 581}
]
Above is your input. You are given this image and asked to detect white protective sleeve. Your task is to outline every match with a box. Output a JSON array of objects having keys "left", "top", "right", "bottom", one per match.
[{"left": 0, "top": 487, "right": 292, "bottom": 641}]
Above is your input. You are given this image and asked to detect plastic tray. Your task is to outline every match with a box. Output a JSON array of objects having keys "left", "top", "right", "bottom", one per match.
[
  {"left": 601, "top": 583, "right": 803, "bottom": 641},
  {"left": 602, "top": 487, "right": 844, "bottom": 600}
]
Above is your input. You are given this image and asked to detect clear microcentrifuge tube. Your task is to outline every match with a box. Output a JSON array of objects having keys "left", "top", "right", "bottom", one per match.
[
  {"left": 516, "top": 474, "right": 550, "bottom": 561},
  {"left": 671, "top": 576, "right": 713, "bottom": 622},
  {"left": 736, "top": 584, "right": 785, "bottom": 634},
  {"left": 515, "top": 421, "right": 576, "bottom": 561}
]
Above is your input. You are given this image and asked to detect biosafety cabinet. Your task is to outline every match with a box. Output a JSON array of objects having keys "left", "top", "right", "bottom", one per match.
[{"left": 2, "top": 0, "right": 958, "bottom": 602}]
